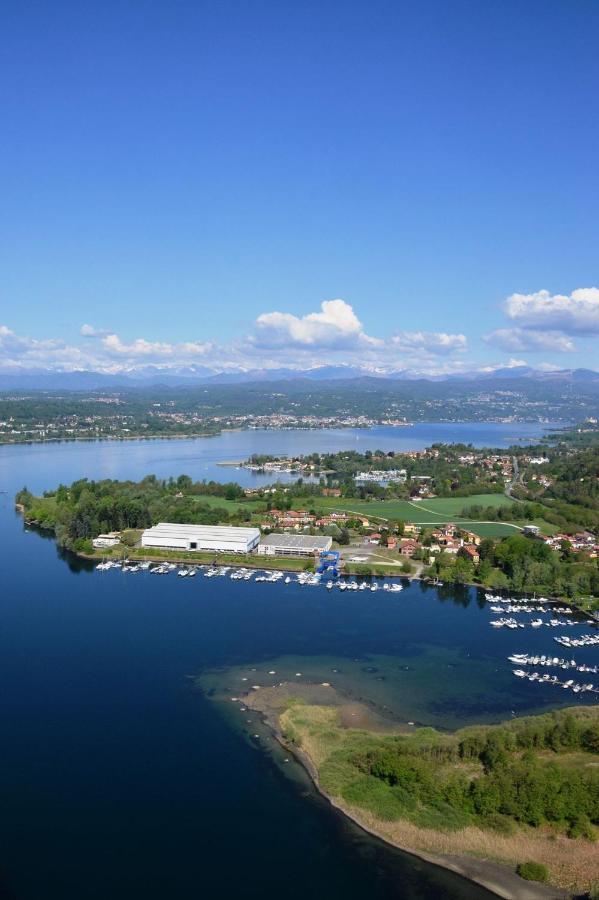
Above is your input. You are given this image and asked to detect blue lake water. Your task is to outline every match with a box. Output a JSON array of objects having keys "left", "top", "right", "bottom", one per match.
[
  {"left": 0, "top": 420, "right": 556, "bottom": 493},
  {"left": 0, "top": 423, "right": 591, "bottom": 900}
]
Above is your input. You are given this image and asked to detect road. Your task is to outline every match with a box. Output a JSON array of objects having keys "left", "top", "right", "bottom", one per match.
[{"left": 505, "top": 455, "right": 524, "bottom": 501}]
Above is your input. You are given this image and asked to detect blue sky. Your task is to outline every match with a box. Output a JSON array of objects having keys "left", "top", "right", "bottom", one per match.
[{"left": 1, "top": 0, "right": 598, "bottom": 374}]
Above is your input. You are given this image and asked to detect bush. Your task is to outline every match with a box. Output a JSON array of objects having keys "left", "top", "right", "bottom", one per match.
[
  {"left": 568, "top": 814, "right": 596, "bottom": 841},
  {"left": 121, "top": 529, "right": 141, "bottom": 547},
  {"left": 484, "top": 813, "right": 516, "bottom": 836},
  {"left": 75, "top": 538, "right": 93, "bottom": 554},
  {"left": 516, "top": 862, "right": 548, "bottom": 883},
  {"left": 400, "top": 561, "right": 414, "bottom": 574}
]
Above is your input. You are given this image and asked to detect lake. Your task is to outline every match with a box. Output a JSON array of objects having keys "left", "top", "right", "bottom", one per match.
[
  {"left": 0, "top": 423, "right": 592, "bottom": 900},
  {"left": 0, "top": 419, "right": 556, "bottom": 493}
]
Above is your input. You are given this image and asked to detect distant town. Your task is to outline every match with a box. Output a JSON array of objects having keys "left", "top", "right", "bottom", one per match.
[{"left": 2, "top": 374, "right": 598, "bottom": 444}]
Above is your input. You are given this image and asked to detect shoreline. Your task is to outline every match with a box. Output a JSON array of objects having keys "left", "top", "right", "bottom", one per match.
[
  {"left": 0, "top": 424, "right": 377, "bottom": 447},
  {"left": 0, "top": 418, "right": 563, "bottom": 449},
  {"left": 17, "top": 507, "right": 598, "bottom": 620},
  {"left": 71, "top": 547, "right": 597, "bottom": 621},
  {"left": 237, "top": 686, "right": 568, "bottom": 900}
]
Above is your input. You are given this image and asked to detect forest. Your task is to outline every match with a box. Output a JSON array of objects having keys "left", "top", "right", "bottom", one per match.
[{"left": 356, "top": 707, "right": 599, "bottom": 836}]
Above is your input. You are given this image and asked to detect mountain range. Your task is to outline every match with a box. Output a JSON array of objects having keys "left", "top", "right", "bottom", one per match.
[{"left": 0, "top": 364, "right": 598, "bottom": 391}]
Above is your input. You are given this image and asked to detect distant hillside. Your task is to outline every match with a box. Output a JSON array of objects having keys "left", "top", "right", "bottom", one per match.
[{"left": 1, "top": 364, "right": 598, "bottom": 392}]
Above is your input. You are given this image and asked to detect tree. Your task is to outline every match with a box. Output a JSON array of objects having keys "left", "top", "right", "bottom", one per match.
[
  {"left": 487, "top": 568, "right": 509, "bottom": 590},
  {"left": 581, "top": 723, "right": 599, "bottom": 754},
  {"left": 121, "top": 529, "right": 140, "bottom": 547}
]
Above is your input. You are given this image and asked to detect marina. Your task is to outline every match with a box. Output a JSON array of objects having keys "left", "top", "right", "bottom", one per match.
[
  {"left": 95, "top": 559, "right": 405, "bottom": 592},
  {"left": 475, "top": 593, "right": 599, "bottom": 695}
]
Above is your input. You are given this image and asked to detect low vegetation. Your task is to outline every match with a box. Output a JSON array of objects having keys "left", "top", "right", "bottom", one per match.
[
  {"left": 280, "top": 703, "right": 599, "bottom": 892},
  {"left": 516, "top": 861, "right": 549, "bottom": 883}
]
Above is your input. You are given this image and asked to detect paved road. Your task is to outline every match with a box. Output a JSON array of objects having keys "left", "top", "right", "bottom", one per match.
[{"left": 505, "top": 455, "right": 524, "bottom": 501}]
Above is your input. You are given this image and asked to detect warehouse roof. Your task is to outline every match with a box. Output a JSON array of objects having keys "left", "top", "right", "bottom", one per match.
[
  {"left": 142, "top": 523, "right": 260, "bottom": 540},
  {"left": 259, "top": 533, "right": 333, "bottom": 550}
]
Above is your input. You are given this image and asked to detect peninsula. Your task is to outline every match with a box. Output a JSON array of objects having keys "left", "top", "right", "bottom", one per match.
[{"left": 215, "top": 676, "right": 599, "bottom": 897}]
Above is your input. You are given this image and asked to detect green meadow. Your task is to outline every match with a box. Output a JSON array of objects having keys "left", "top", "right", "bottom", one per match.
[
  {"left": 294, "top": 493, "right": 522, "bottom": 535},
  {"left": 190, "top": 494, "right": 266, "bottom": 513}
]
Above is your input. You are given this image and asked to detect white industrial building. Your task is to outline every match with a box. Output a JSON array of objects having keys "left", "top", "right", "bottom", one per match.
[
  {"left": 141, "top": 523, "right": 261, "bottom": 554},
  {"left": 258, "top": 533, "right": 333, "bottom": 557}
]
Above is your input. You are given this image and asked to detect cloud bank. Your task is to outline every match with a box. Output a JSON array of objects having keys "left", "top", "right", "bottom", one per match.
[
  {"left": 0, "top": 289, "right": 594, "bottom": 376},
  {"left": 0, "top": 312, "right": 469, "bottom": 375}
]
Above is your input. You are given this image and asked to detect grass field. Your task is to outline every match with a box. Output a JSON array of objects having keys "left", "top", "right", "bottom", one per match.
[
  {"left": 413, "top": 494, "right": 510, "bottom": 515},
  {"left": 299, "top": 492, "right": 510, "bottom": 520},
  {"left": 190, "top": 494, "right": 266, "bottom": 513},
  {"left": 295, "top": 493, "right": 520, "bottom": 535},
  {"left": 460, "top": 523, "right": 520, "bottom": 538}
]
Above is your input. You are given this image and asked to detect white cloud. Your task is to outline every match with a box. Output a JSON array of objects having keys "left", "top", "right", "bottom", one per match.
[
  {"left": 80, "top": 323, "right": 108, "bottom": 337},
  {"left": 483, "top": 328, "right": 575, "bottom": 353},
  {"left": 0, "top": 325, "right": 89, "bottom": 369},
  {"left": 505, "top": 287, "right": 599, "bottom": 334},
  {"left": 102, "top": 334, "right": 177, "bottom": 358},
  {"left": 0, "top": 324, "right": 216, "bottom": 372},
  {"left": 390, "top": 331, "right": 467, "bottom": 355},
  {"left": 252, "top": 299, "right": 382, "bottom": 350},
  {"left": 249, "top": 299, "right": 468, "bottom": 366}
]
